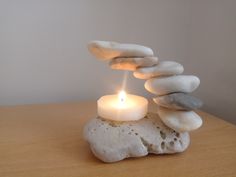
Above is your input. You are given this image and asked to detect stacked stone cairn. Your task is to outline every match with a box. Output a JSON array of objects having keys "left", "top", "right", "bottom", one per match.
[{"left": 84, "top": 40, "right": 203, "bottom": 163}]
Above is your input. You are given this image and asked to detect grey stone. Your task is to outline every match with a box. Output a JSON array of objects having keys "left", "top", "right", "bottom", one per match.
[
  {"left": 109, "top": 56, "right": 158, "bottom": 71},
  {"left": 88, "top": 40, "right": 154, "bottom": 60},
  {"left": 134, "top": 61, "right": 184, "bottom": 79},
  {"left": 83, "top": 112, "right": 190, "bottom": 163},
  {"left": 153, "top": 93, "right": 203, "bottom": 110},
  {"left": 145, "top": 75, "right": 200, "bottom": 96}
]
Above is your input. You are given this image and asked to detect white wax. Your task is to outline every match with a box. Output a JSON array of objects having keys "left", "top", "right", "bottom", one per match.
[{"left": 97, "top": 94, "right": 148, "bottom": 121}]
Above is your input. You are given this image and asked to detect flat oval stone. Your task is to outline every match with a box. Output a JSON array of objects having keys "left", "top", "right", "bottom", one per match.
[
  {"left": 134, "top": 61, "right": 184, "bottom": 79},
  {"left": 153, "top": 93, "right": 203, "bottom": 110},
  {"left": 158, "top": 107, "right": 203, "bottom": 132},
  {"left": 145, "top": 75, "right": 200, "bottom": 95},
  {"left": 88, "top": 41, "right": 154, "bottom": 60},
  {"left": 109, "top": 57, "right": 158, "bottom": 71},
  {"left": 84, "top": 112, "right": 190, "bottom": 163}
]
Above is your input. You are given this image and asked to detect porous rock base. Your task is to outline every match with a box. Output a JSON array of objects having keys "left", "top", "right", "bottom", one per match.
[{"left": 83, "top": 112, "right": 190, "bottom": 163}]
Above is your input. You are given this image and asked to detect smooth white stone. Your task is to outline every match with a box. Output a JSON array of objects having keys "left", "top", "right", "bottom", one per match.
[
  {"left": 84, "top": 112, "right": 190, "bottom": 163},
  {"left": 109, "top": 57, "right": 158, "bottom": 71},
  {"left": 158, "top": 107, "right": 203, "bottom": 132},
  {"left": 145, "top": 75, "right": 200, "bottom": 95},
  {"left": 88, "top": 40, "right": 154, "bottom": 60},
  {"left": 134, "top": 61, "right": 184, "bottom": 79}
]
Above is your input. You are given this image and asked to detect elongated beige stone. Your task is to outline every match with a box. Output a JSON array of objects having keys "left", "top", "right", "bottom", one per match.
[
  {"left": 88, "top": 40, "right": 154, "bottom": 60},
  {"left": 145, "top": 75, "right": 200, "bottom": 96},
  {"left": 134, "top": 61, "right": 184, "bottom": 79},
  {"left": 109, "top": 57, "right": 158, "bottom": 71}
]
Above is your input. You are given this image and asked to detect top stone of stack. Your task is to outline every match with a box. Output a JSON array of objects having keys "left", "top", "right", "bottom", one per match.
[{"left": 88, "top": 41, "right": 154, "bottom": 60}]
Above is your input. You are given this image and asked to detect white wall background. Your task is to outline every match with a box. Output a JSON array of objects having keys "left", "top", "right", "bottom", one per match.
[{"left": 0, "top": 0, "right": 236, "bottom": 123}]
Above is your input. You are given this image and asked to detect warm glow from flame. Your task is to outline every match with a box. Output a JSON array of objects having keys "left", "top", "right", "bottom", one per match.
[{"left": 118, "top": 90, "right": 126, "bottom": 103}]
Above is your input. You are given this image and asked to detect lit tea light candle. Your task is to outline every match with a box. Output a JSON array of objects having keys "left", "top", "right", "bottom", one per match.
[{"left": 97, "top": 91, "right": 148, "bottom": 121}]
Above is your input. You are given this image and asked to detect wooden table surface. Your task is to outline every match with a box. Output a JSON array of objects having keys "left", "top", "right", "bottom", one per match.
[{"left": 0, "top": 101, "right": 236, "bottom": 177}]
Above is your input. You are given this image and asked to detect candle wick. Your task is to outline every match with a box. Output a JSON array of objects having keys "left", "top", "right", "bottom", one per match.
[{"left": 118, "top": 90, "right": 126, "bottom": 103}]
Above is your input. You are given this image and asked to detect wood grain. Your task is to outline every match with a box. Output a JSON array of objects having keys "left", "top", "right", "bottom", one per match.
[{"left": 0, "top": 101, "right": 236, "bottom": 177}]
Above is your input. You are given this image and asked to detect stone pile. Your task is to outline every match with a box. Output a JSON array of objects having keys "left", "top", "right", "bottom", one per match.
[{"left": 84, "top": 40, "right": 203, "bottom": 162}]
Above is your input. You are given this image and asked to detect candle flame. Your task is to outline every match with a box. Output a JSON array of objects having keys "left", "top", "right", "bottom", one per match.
[{"left": 118, "top": 90, "right": 126, "bottom": 103}]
